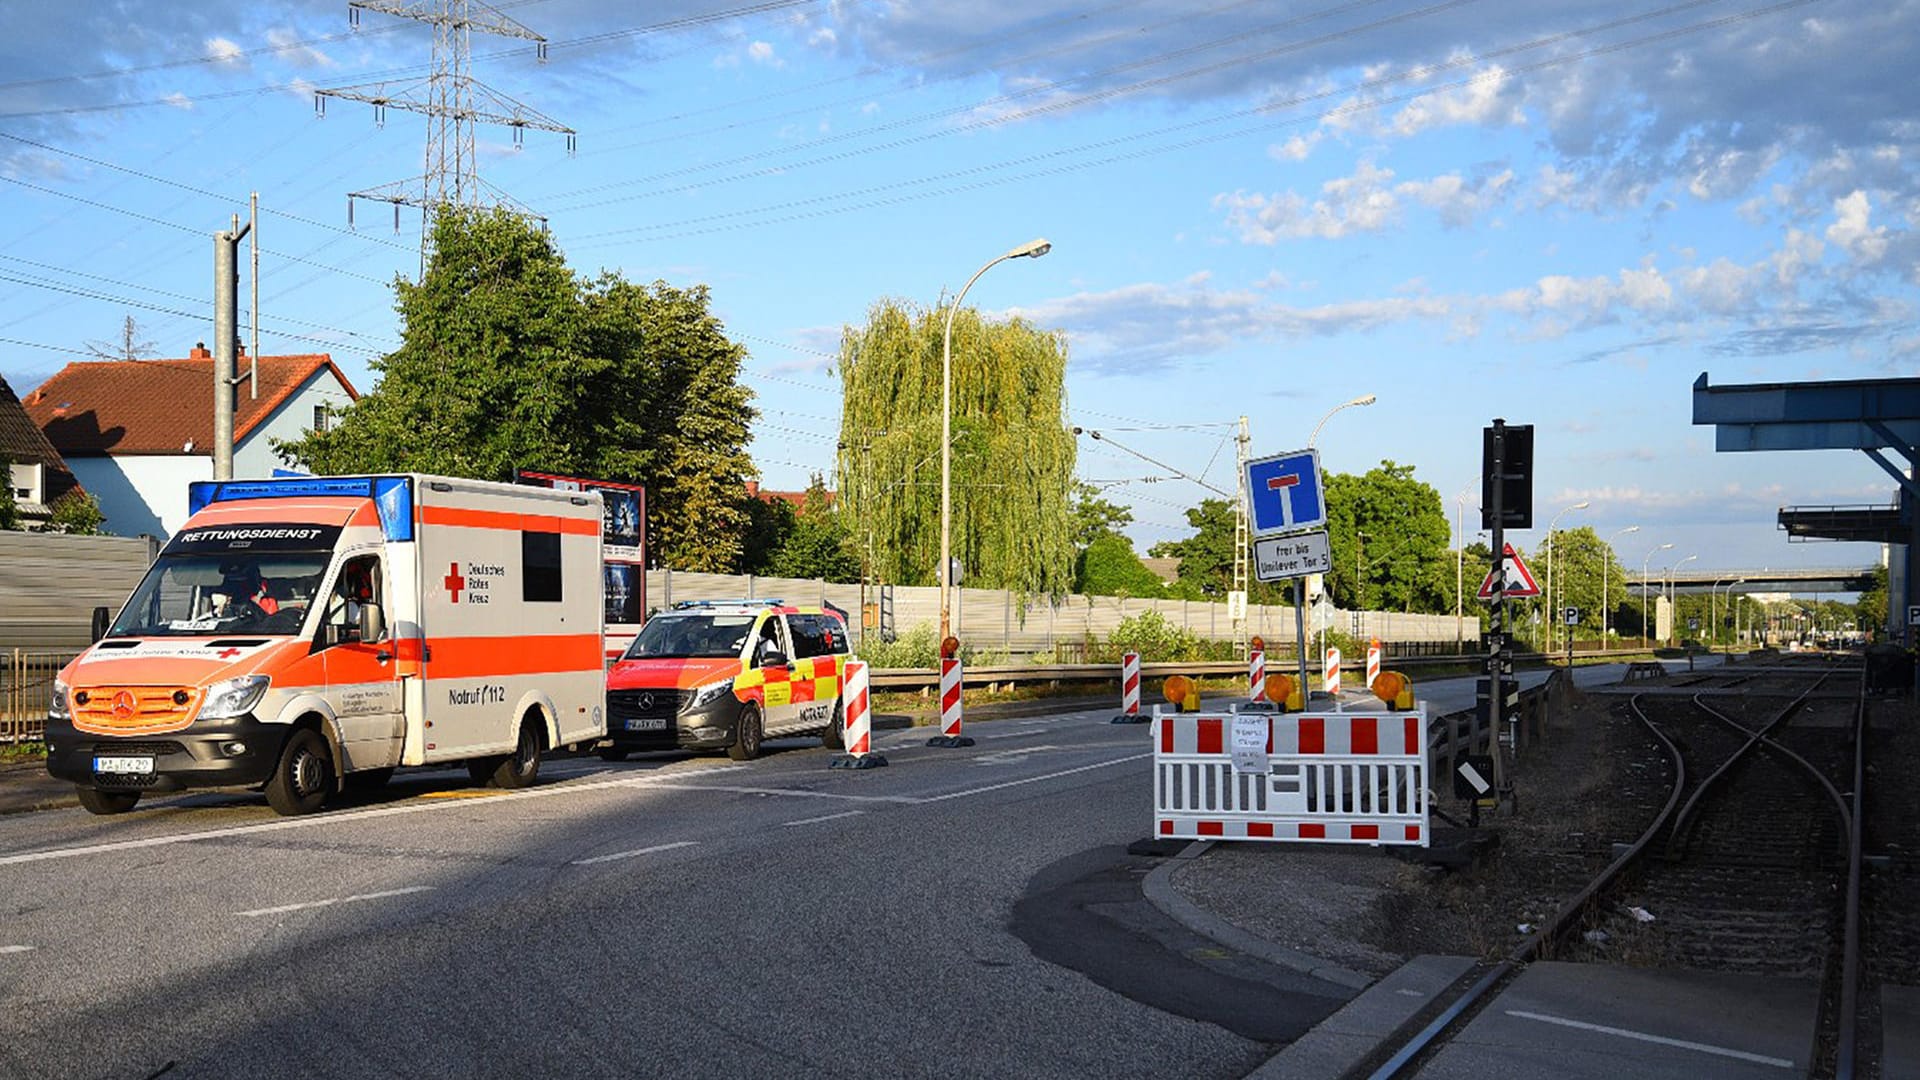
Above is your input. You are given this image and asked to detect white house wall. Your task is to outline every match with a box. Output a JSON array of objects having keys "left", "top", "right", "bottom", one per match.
[
  {"left": 67, "top": 454, "right": 209, "bottom": 539},
  {"left": 234, "top": 372, "right": 354, "bottom": 478}
]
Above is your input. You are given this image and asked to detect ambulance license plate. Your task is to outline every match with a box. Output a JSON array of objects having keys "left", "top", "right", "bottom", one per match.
[
  {"left": 94, "top": 756, "right": 154, "bottom": 775},
  {"left": 624, "top": 716, "right": 667, "bottom": 732}
]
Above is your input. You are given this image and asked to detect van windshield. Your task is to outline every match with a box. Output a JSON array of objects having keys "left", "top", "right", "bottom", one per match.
[
  {"left": 624, "top": 614, "right": 756, "bottom": 659},
  {"left": 108, "top": 551, "right": 332, "bottom": 638}
]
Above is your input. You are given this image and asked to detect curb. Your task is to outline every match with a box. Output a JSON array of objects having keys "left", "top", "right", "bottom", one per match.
[{"left": 1138, "top": 839, "right": 1375, "bottom": 992}]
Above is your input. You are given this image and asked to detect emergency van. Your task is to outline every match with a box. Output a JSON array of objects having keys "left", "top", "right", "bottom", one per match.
[
  {"left": 45, "top": 474, "right": 607, "bottom": 816},
  {"left": 602, "top": 600, "right": 851, "bottom": 761}
]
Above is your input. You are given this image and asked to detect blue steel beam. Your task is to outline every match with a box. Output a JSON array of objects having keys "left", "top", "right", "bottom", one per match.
[{"left": 1692, "top": 372, "right": 1920, "bottom": 451}]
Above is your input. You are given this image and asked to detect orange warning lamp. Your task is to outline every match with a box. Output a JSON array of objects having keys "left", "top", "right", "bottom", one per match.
[
  {"left": 1372, "top": 670, "right": 1412, "bottom": 708},
  {"left": 1250, "top": 635, "right": 1266, "bottom": 652},
  {"left": 1163, "top": 674, "right": 1193, "bottom": 706},
  {"left": 940, "top": 635, "right": 960, "bottom": 660},
  {"left": 1264, "top": 672, "right": 1293, "bottom": 704}
]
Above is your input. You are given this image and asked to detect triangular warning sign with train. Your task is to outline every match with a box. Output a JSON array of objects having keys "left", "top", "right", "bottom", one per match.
[{"left": 1477, "top": 544, "right": 1541, "bottom": 600}]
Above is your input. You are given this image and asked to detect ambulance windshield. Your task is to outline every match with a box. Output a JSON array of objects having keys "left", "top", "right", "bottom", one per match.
[
  {"left": 624, "top": 614, "right": 757, "bottom": 659},
  {"left": 107, "top": 551, "right": 333, "bottom": 638}
]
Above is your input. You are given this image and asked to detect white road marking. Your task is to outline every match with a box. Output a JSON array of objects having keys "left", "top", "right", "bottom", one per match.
[
  {"left": 237, "top": 885, "right": 434, "bottom": 919},
  {"left": 0, "top": 766, "right": 748, "bottom": 869},
  {"left": 1505, "top": 1010, "right": 1796, "bottom": 1069},
  {"left": 645, "top": 782, "right": 916, "bottom": 804},
  {"left": 0, "top": 945, "right": 34, "bottom": 955},
  {"left": 920, "top": 753, "right": 1152, "bottom": 803},
  {"left": 782, "top": 810, "right": 865, "bottom": 827},
  {"left": 573, "top": 840, "right": 698, "bottom": 866}
]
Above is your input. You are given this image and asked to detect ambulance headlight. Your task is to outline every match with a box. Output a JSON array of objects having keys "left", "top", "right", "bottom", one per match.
[
  {"left": 688, "top": 679, "right": 735, "bottom": 711},
  {"left": 199, "top": 675, "right": 270, "bottom": 720},
  {"left": 49, "top": 679, "right": 70, "bottom": 721}
]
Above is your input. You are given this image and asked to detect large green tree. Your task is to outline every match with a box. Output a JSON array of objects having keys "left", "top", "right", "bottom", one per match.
[
  {"left": 769, "top": 477, "right": 861, "bottom": 583},
  {"left": 1325, "top": 461, "right": 1451, "bottom": 612},
  {"left": 1148, "top": 498, "right": 1287, "bottom": 603},
  {"left": 278, "top": 208, "right": 758, "bottom": 572},
  {"left": 834, "top": 297, "right": 1076, "bottom": 598}
]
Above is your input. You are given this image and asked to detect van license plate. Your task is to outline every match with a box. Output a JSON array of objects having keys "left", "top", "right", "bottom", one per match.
[
  {"left": 624, "top": 717, "right": 667, "bottom": 732},
  {"left": 94, "top": 756, "right": 154, "bottom": 775}
]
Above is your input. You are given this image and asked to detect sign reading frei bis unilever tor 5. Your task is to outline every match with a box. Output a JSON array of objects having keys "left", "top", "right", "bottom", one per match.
[{"left": 1253, "top": 530, "right": 1332, "bottom": 583}]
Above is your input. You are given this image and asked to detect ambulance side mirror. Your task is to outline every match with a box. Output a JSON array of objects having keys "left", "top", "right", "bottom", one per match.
[
  {"left": 91, "top": 606, "right": 112, "bottom": 642},
  {"left": 358, "top": 601, "right": 386, "bottom": 643}
]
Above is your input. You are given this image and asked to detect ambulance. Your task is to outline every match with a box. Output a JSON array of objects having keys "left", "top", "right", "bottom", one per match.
[
  {"left": 602, "top": 599, "right": 852, "bottom": 761},
  {"left": 44, "top": 474, "right": 607, "bottom": 816}
]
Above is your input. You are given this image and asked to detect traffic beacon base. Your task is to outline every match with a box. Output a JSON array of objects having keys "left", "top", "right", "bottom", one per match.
[
  {"left": 926, "top": 636, "right": 976, "bottom": 748},
  {"left": 828, "top": 659, "right": 889, "bottom": 770}
]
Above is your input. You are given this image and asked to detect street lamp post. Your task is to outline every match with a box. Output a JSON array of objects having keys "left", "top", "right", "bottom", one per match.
[
  {"left": 1600, "top": 525, "right": 1639, "bottom": 650},
  {"left": 1664, "top": 554, "right": 1697, "bottom": 645},
  {"left": 1308, "top": 394, "right": 1377, "bottom": 448},
  {"left": 939, "top": 238, "right": 1051, "bottom": 643},
  {"left": 1455, "top": 483, "right": 1476, "bottom": 650},
  {"left": 1544, "top": 500, "right": 1589, "bottom": 654},
  {"left": 1639, "top": 543, "right": 1673, "bottom": 650}
]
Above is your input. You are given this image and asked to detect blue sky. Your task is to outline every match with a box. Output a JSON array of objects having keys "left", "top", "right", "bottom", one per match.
[{"left": 2, "top": 0, "right": 1915, "bottom": 582}]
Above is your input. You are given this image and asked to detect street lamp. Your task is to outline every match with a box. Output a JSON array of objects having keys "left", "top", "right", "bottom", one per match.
[
  {"left": 1639, "top": 543, "right": 1673, "bottom": 650},
  {"left": 1600, "top": 525, "right": 1639, "bottom": 651},
  {"left": 1711, "top": 577, "right": 1743, "bottom": 651},
  {"left": 1455, "top": 483, "right": 1477, "bottom": 649},
  {"left": 1308, "top": 394, "right": 1377, "bottom": 448},
  {"left": 1544, "top": 500, "right": 1589, "bottom": 654},
  {"left": 1664, "top": 554, "right": 1697, "bottom": 645},
  {"left": 939, "top": 237, "right": 1051, "bottom": 643}
]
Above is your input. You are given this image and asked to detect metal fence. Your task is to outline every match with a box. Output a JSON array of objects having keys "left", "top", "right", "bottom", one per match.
[{"left": 4, "top": 649, "right": 75, "bottom": 744}]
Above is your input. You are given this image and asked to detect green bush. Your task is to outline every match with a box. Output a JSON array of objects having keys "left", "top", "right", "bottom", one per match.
[{"left": 1102, "top": 610, "right": 1222, "bottom": 663}]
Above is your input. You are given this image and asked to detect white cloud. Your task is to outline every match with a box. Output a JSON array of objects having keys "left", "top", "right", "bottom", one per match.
[
  {"left": 162, "top": 92, "right": 192, "bottom": 111},
  {"left": 1388, "top": 62, "right": 1524, "bottom": 136},
  {"left": 808, "top": 27, "right": 837, "bottom": 48},
  {"left": 1218, "top": 163, "right": 1513, "bottom": 241},
  {"left": 265, "top": 27, "right": 333, "bottom": 69},
  {"left": 1398, "top": 169, "right": 1514, "bottom": 228},
  {"left": 748, "top": 41, "right": 782, "bottom": 67},
  {"left": 1268, "top": 133, "right": 1320, "bottom": 163},
  {"left": 205, "top": 37, "right": 245, "bottom": 65},
  {"left": 1826, "top": 190, "right": 1890, "bottom": 264}
]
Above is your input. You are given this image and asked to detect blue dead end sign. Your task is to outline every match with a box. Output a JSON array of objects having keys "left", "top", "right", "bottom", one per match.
[{"left": 1245, "top": 448, "right": 1326, "bottom": 537}]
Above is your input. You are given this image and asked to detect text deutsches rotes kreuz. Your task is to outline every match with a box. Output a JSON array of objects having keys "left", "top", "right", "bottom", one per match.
[{"left": 462, "top": 563, "right": 506, "bottom": 604}]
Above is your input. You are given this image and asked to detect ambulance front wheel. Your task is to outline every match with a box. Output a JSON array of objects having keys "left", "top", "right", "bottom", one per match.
[
  {"left": 265, "top": 728, "right": 333, "bottom": 816},
  {"left": 727, "top": 702, "right": 764, "bottom": 762},
  {"left": 75, "top": 786, "right": 139, "bottom": 815}
]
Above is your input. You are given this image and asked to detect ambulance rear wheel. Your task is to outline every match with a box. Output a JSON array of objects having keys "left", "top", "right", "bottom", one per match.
[
  {"left": 75, "top": 786, "right": 139, "bottom": 815},
  {"left": 265, "top": 728, "right": 333, "bottom": 816},
  {"left": 478, "top": 717, "right": 544, "bottom": 789},
  {"left": 727, "top": 702, "right": 764, "bottom": 762},
  {"left": 820, "top": 699, "right": 845, "bottom": 749}
]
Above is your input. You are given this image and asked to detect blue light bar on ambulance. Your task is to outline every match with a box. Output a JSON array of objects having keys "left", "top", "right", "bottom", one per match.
[{"left": 187, "top": 476, "right": 415, "bottom": 542}]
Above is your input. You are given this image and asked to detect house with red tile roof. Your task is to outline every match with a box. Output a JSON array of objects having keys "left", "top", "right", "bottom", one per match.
[
  {"left": 23, "top": 345, "right": 358, "bottom": 537},
  {"left": 0, "top": 373, "right": 84, "bottom": 529}
]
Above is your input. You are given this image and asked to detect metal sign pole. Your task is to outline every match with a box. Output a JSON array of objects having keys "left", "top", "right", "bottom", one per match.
[
  {"left": 1294, "top": 587, "right": 1309, "bottom": 700},
  {"left": 1487, "top": 419, "right": 1509, "bottom": 799}
]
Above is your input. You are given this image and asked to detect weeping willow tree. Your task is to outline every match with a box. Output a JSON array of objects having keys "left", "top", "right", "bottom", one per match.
[{"left": 835, "top": 297, "right": 1076, "bottom": 600}]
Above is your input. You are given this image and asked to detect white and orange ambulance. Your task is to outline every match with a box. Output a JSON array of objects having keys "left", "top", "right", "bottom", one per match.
[{"left": 44, "top": 474, "right": 607, "bottom": 816}]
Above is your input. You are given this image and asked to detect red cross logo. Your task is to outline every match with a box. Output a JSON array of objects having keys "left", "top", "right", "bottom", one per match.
[
  {"left": 444, "top": 562, "right": 465, "bottom": 603},
  {"left": 215, "top": 648, "right": 242, "bottom": 659}
]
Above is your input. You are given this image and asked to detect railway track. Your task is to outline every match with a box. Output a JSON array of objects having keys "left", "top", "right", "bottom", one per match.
[{"left": 1365, "top": 654, "right": 1877, "bottom": 1079}]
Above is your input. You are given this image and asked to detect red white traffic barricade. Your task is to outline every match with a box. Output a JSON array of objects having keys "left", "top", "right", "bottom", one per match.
[
  {"left": 1366, "top": 639, "right": 1382, "bottom": 688},
  {"left": 940, "top": 657, "right": 963, "bottom": 736},
  {"left": 829, "top": 658, "right": 887, "bottom": 769},
  {"left": 1323, "top": 646, "right": 1342, "bottom": 695},
  {"left": 1248, "top": 648, "right": 1266, "bottom": 701},
  {"left": 1120, "top": 652, "right": 1141, "bottom": 716},
  {"left": 1151, "top": 708, "right": 1429, "bottom": 846}
]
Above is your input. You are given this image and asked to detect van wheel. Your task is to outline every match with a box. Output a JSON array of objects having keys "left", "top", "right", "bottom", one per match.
[
  {"left": 265, "top": 729, "right": 332, "bottom": 816},
  {"left": 820, "top": 699, "right": 845, "bottom": 749},
  {"left": 727, "top": 702, "right": 764, "bottom": 761},
  {"left": 76, "top": 786, "right": 139, "bottom": 815},
  {"left": 480, "top": 718, "right": 544, "bottom": 789}
]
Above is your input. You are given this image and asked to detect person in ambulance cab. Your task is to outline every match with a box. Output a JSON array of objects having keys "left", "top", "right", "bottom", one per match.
[
  {"left": 215, "top": 562, "right": 278, "bottom": 619},
  {"left": 330, "top": 557, "right": 383, "bottom": 642}
]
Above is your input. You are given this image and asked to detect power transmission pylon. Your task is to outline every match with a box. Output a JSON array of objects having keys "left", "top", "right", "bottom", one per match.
[
  {"left": 315, "top": 0, "right": 575, "bottom": 241},
  {"left": 1233, "top": 415, "right": 1250, "bottom": 659}
]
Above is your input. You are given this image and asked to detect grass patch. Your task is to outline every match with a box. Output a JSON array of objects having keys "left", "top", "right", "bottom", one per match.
[{"left": 0, "top": 741, "right": 46, "bottom": 764}]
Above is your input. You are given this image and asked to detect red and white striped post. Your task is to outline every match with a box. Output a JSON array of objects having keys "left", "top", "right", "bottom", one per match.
[
  {"left": 1112, "top": 651, "right": 1143, "bottom": 723},
  {"left": 1323, "top": 646, "right": 1342, "bottom": 695},
  {"left": 928, "top": 647, "right": 976, "bottom": 747},
  {"left": 1248, "top": 648, "right": 1266, "bottom": 701},
  {"left": 1366, "top": 638, "right": 1382, "bottom": 688},
  {"left": 828, "top": 658, "right": 888, "bottom": 769}
]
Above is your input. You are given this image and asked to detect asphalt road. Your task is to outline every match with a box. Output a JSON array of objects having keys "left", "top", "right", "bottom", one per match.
[{"left": 0, "top": 702, "right": 1321, "bottom": 1080}]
